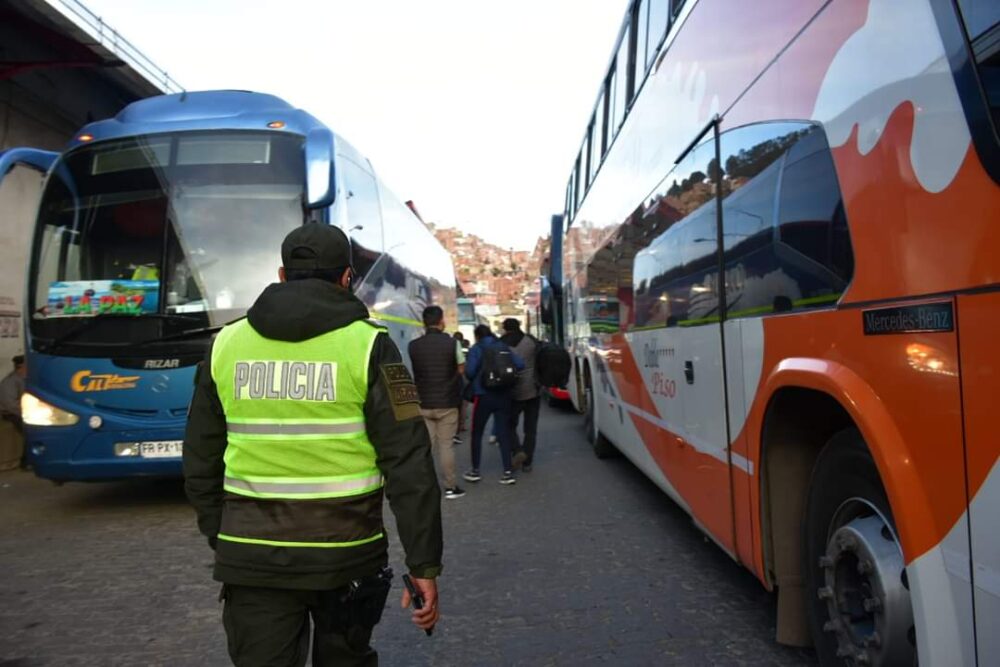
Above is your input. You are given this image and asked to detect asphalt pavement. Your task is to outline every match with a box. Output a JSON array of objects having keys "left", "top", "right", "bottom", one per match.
[{"left": 0, "top": 402, "right": 815, "bottom": 666}]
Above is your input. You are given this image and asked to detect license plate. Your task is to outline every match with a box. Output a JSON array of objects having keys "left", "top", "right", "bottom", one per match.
[{"left": 138, "top": 440, "right": 183, "bottom": 458}]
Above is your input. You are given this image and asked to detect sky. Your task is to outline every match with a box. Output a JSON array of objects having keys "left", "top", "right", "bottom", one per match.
[{"left": 82, "top": 0, "right": 631, "bottom": 250}]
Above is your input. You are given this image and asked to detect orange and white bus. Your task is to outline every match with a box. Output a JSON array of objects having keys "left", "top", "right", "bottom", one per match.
[{"left": 556, "top": 0, "right": 999, "bottom": 664}]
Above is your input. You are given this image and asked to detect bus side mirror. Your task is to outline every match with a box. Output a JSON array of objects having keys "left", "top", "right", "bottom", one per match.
[
  {"left": 305, "top": 128, "right": 336, "bottom": 209},
  {"left": 0, "top": 148, "right": 59, "bottom": 181}
]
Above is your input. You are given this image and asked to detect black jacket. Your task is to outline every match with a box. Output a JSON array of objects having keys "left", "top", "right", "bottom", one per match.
[
  {"left": 183, "top": 278, "right": 443, "bottom": 589},
  {"left": 409, "top": 329, "right": 462, "bottom": 409}
]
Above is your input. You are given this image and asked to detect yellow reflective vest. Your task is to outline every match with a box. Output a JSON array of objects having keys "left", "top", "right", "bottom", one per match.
[{"left": 211, "top": 318, "right": 385, "bottom": 549}]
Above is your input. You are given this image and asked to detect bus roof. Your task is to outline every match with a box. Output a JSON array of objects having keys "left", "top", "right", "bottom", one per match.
[{"left": 69, "top": 90, "right": 329, "bottom": 150}]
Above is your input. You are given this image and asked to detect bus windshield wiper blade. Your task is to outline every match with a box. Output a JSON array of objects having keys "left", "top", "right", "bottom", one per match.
[
  {"left": 134, "top": 324, "right": 224, "bottom": 347},
  {"left": 39, "top": 313, "right": 203, "bottom": 352}
]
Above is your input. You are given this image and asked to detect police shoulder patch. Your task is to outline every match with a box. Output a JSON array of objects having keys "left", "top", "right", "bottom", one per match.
[
  {"left": 380, "top": 363, "right": 413, "bottom": 386},
  {"left": 380, "top": 363, "right": 421, "bottom": 421}
]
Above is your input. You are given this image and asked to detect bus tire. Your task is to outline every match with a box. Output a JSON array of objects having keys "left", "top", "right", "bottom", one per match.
[
  {"left": 584, "top": 382, "right": 615, "bottom": 459},
  {"left": 803, "top": 428, "right": 915, "bottom": 667}
]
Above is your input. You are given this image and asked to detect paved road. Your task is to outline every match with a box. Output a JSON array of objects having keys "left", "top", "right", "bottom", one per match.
[{"left": 0, "top": 403, "right": 815, "bottom": 666}]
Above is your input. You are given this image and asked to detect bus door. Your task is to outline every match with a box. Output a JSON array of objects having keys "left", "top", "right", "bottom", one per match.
[
  {"left": 715, "top": 120, "right": 856, "bottom": 567},
  {"left": 663, "top": 130, "right": 736, "bottom": 555}
]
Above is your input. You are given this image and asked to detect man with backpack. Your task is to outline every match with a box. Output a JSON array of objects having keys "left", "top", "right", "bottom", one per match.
[
  {"left": 463, "top": 324, "right": 524, "bottom": 485},
  {"left": 500, "top": 319, "right": 541, "bottom": 473}
]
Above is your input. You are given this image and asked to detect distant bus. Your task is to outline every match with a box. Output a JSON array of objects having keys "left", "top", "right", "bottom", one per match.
[
  {"left": 457, "top": 297, "right": 476, "bottom": 340},
  {"left": 456, "top": 296, "right": 488, "bottom": 342},
  {"left": 0, "top": 90, "right": 455, "bottom": 483},
  {"left": 554, "top": 0, "right": 999, "bottom": 664}
]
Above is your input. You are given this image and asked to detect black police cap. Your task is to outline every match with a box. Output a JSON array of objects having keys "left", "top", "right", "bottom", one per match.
[{"left": 281, "top": 224, "right": 353, "bottom": 271}]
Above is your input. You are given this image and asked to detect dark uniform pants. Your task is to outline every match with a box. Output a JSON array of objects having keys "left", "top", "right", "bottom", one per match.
[{"left": 222, "top": 584, "right": 378, "bottom": 667}]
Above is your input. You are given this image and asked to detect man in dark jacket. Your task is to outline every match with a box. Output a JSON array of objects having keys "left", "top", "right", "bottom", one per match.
[
  {"left": 409, "top": 306, "right": 465, "bottom": 499},
  {"left": 184, "top": 224, "right": 442, "bottom": 666},
  {"left": 500, "top": 318, "right": 541, "bottom": 472},
  {"left": 463, "top": 324, "right": 523, "bottom": 485}
]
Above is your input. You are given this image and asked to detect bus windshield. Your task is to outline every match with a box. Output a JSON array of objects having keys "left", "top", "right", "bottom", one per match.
[
  {"left": 457, "top": 299, "right": 476, "bottom": 325},
  {"left": 29, "top": 131, "right": 306, "bottom": 350}
]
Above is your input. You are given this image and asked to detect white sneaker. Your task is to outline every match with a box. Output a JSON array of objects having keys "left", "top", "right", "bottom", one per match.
[{"left": 488, "top": 435, "right": 497, "bottom": 445}]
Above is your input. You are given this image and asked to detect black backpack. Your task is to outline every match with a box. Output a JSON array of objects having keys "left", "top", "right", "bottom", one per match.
[
  {"left": 534, "top": 340, "right": 571, "bottom": 388},
  {"left": 480, "top": 344, "right": 518, "bottom": 390}
]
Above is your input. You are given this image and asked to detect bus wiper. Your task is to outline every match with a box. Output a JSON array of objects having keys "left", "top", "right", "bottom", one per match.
[
  {"left": 133, "top": 324, "right": 224, "bottom": 347},
  {"left": 39, "top": 313, "right": 203, "bottom": 352}
]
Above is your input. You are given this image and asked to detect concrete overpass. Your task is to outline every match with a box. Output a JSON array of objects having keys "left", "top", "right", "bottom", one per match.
[{"left": 0, "top": 0, "right": 180, "bottom": 362}]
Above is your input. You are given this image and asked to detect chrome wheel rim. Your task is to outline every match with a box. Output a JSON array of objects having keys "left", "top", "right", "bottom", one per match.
[{"left": 818, "top": 498, "right": 915, "bottom": 666}]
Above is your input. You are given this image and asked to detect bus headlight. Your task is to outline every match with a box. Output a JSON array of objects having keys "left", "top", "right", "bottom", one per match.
[{"left": 21, "top": 393, "right": 80, "bottom": 426}]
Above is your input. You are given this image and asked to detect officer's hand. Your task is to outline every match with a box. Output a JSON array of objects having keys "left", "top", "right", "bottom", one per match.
[{"left": 401, "top": 576, "right": 438, "bottom": 631}]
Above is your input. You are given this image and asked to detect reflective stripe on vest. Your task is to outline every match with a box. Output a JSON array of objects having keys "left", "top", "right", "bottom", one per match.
[
  {"left": 226, "top": 419, "right": 366, "bottom": 437},
  {"left": 223, "top": 470, "right": 383, "bottom": 499},
  {"left": 217, "top": 533, "right": 385, "bottom": 549},
  {"left": 211, "top": 318, "right": 385, "bottom": 547}
]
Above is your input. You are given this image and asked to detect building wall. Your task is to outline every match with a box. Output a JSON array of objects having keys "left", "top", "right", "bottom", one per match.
[{"left": 0, "top": 83, "right": 78, "bottom": 363}]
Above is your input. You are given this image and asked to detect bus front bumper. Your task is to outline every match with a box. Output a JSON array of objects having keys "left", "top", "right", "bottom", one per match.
[{"left": 25, "top": 423, "right": 185, "bottom": 482}]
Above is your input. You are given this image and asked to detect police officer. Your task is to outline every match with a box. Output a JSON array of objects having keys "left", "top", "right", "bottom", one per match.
[{"left": 184, "top": 223, "right": 442, "bottom": 666}]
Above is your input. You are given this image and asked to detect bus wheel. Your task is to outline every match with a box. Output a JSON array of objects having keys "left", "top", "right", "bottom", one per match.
[
  {"left": 584, "top": 382, "right": 615, "bottom": 459},
  {"left": 803, "top": 428, "right": 915, "bottom": 667}
]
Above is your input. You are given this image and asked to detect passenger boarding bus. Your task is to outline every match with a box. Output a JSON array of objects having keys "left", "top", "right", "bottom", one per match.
[
  {"left": 0, "top": 90, "right": 455, "bottom": 483},
  {"left": 556, "top": 1, "right": 999, "bottom": 664}
]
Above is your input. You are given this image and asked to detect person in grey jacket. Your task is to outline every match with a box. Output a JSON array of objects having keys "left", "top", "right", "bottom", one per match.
[{"left": 500, "top": 319, "right": 541, "bottom": 472}]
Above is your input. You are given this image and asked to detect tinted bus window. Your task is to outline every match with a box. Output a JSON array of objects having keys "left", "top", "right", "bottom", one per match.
[
  {"left": 957, "top": 0, "right": 1000, "bottom": 41},
  {"left": 615, "top": 26, "right": 631, "bottom": 133},
  {"left": 342, "top": 159, "right": 381, "bottom": 242},
  {"left": 633, "top": 138, "right": 716, "bottom": 328},
  {"left": 718, "top": 122, "right": 852, "bottom": 317},
  {"left": 958, "top": 2, "right": 1000, "bottom": 130},
  {"left": 607, "top": 69, "right": 619, "bottom": 143},
  {"left": 567, "top": 174, "right": 575, "bottom": 221},
  {"left": 635, "top": 228, "right": 684, "bottom": 327},
  {"left": 672, "top": 0, "right": 687, "bottom": 19},
  {"left": 575, "top": 155, "right": 583, "bottom": 208},
  {"left": 721, "top": 158, "right": 778, "bottom": 258},
  {"left": 718, "top": 124, "right": 798, "bottom": 317},
  {"left": 776, "top": 127, "right": 853, "bottom": 287},
  {"left": 341, "top": 158, "right": 384, "bottom": 280},
  {"left": 598, "top": 91, "right": 608, "bottom": 154},
  {"left": 590, "top": 99, "right": 604, "bottom": 181},
  {"left": 647, "top": 0, "right": 670, "bottom": 68},
  {"left": 679, "top": 206, "right": 720, "bottom": 324},
  {"left": 635, "top": 0, "right": 649, "bottom": 79},
  {"left": 609, "top": 75, "right": 620, "bottom": 139}
]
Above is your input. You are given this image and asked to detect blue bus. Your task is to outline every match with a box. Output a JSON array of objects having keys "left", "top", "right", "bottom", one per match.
[{"left": 0, "top": 90, "right": 455, "bottom": 482}]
